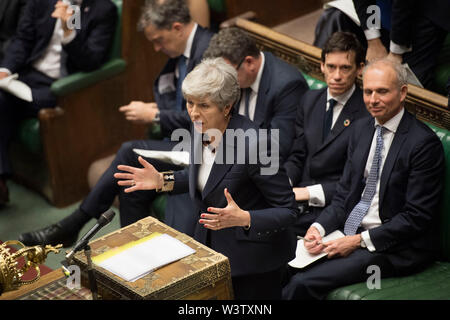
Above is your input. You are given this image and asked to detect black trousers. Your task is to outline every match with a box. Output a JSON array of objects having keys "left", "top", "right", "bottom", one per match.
[
  {"left": 0, "top": 67, "right": 56, "bottom": 176},
  {"left": 314, "top": 7, "right": 447, "bottom": 90},
  {"left": 232, "top": 267, "right": 284, "bottom": 300},
  {"left": 80, "top": 139, "right": 183, "bottom": 227}
]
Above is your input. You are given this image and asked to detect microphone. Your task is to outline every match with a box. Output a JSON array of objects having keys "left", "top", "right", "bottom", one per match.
[{"left": 65, "top": 209, "right": 115, "bottom": 261}]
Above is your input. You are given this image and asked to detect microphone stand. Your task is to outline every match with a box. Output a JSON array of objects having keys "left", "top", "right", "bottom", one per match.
[{"left": 83, "top": 244, "right": 99, "bottom": 300}]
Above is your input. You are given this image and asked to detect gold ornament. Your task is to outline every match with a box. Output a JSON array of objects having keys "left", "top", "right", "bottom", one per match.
[{"left": 0, "top": 241, "right": 61, "bottom": 294}]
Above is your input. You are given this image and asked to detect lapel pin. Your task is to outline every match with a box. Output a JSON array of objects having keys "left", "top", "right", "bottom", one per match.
[{"left": 344, "top": 119, "right": 350, "bottom": 127}]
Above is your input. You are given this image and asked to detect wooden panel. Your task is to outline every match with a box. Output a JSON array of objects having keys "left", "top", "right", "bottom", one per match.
[
  {"left": 224, "top": 0, "right": 323, "bottom": 27},
  {"left": 235, "top": 18, "right": 450, "bottom": 130}
]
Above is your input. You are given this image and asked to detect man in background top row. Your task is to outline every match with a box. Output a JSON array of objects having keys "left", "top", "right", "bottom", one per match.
[
  {"left": 314, "top": 0, "right": 450, "bottom": 91},
  {"left": 0, "top": 0, "right": 117, "bottom": 205}
]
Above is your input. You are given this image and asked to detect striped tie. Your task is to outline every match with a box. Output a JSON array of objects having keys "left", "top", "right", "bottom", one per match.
[{"left": 344, "top": 125, "right": 386, "bottom": 235}]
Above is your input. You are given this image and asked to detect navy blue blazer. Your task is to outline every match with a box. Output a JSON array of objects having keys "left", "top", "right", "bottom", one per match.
[
  {"left": 171, "top": 114, "right": 298, "bottom": 277},
  {"left": 0, "top": 0, "right": 27, "bottom": 60},
  {"left": 316, "top": 111, "right": 445, "bottom": 270},
  {"left": 156, "top": 26, "right": 214, "bottom": 126},
  {"left": 160, "top": 51, "right": 308, "bottom": 160},
  {"left": 1, "top": 0, "right": 117, "bottom": 74},
  {"left": 284, "top": 86, "right": 370, "bottom": 205}
]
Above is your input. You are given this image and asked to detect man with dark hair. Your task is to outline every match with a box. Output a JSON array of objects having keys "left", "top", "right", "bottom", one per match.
[
  {"left": 282, "top": 59, "right": 445, "bottom": 300},
  {"left": 0, "top": 0, "right": 117, "bottom": 205},
  {"left": 285, "top": 32, "right": 370, "bottom": 236},
  {"left": 163, "top": 26, "right": 309, "bottom": 235},
  {"left": 18, "top": 0, "right": 215, "bottom": 247}
]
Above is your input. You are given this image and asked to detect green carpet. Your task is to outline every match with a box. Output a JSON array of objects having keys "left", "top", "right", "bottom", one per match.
[{"left": 0, "top": 181, "right": 121, "bottom": 270}]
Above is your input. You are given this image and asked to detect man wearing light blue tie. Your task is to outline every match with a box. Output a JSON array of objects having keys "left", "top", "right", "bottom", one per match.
[{"left": 282, "top": 59, "right": 445, "bottom": 300}]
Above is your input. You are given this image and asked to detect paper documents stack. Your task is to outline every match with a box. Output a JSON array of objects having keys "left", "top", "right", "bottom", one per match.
[
  {"left": 92, "top": 233, "right": 196, "bottom": 282},
  {"left": 0, "top": 73, "right": 33, "bottom": 102},
  {"left": 288, "top": 230, "right": 345, "bottom": 269},
  {"left": 133, "top": 149, "right": 190, "bottom": 167}
]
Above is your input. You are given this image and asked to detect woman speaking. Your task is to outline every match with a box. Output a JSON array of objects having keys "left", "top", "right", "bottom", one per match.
[{"left": 114, "top": 58, "right": 298, "bottom": 300}]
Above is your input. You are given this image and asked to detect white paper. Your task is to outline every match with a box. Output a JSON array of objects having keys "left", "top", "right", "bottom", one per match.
[
  {"left": 403, "top": 63, "right": 423, "bottom": 88},
  {"left": 95, "top": 233, "right": 196, "bottom": 282},
  {"left": 158, "top": 72, "right": 176, "bottom": 94},
  {"left": 324, "top": 0, "right": 360, "bottom": 26},
  {"left": 0, "top": 73, "right": 33, "bottom": 102},
  {"left": 288, "top": 230, "right": 345, "bottom": 269},
  {"left": 133, "top": 148, "right": 190, "bottom": 167}
]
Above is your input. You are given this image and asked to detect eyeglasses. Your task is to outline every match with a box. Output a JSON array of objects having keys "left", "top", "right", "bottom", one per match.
[{"left": 235, "top": 57, "right": 246, "bottom": 70}]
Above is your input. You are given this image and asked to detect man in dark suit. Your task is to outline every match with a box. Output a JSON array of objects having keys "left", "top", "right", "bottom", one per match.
[
  {"left": 0, "top": 0, "right": 27, "bottom": 61},
  {"left": 162, "top": 27, "right": 308, "bottom": 235},
  {"left": 19, "top": 0, "right": 215, "bottom": 246},
  {"left": 0, "top": 0, "right": 117, "bottom": 205},
  {"left": 282, "top": 59, "right": 445, "bottom": 300},
  {"left": 314, "top": 0, "right": 450, "bottom": 90},
  {"left": 285, "top": 32, "right": 370, "bottom": 236}
]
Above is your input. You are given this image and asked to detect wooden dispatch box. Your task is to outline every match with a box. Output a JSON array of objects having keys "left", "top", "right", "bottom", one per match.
[{"left": 71, "top": 216, "right": 233, "bottom": 300}]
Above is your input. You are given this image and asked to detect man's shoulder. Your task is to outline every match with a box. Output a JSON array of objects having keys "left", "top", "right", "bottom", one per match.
[{"left": 263, "top": 51, "right": 306, "bottom": 84}]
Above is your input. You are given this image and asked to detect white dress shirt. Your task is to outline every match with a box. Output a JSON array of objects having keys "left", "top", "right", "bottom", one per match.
[
  {"left": 306, "top": 84, "right": 356, "bottom": 207},
  {"left": 312, "top": 108, "right": 405, "bottom": 252},
  {"left": 238, "top": 52, "right": 265, "bottom": 121},
  {"left": 197, "top": 145, "right": 217, "bottom": 192}
]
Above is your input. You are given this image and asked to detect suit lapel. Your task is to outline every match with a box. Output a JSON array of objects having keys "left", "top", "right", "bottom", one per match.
[
  {"left": 0, "top": 0, "right": 9, "bottom": 25},
  {"left": 316, "top": 87, "right": 363, "bottom": 153},
  {"left": 200, "top": 117, "right": 239, "bottom": 199},
  {"left": 310, "top": 90, "right": 328, "bottom": 149},
  {"left": 379, "top": 111, "right": 410, "bottom": 206},
  {"left": 252, "top": 52, "right": 271, "bottom": 126},
  {"left": 355, "top": 119, "right": 376, "bottom": 182}
]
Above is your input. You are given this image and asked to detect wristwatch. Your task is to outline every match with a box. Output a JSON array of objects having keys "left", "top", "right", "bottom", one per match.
[
  {"left": 360, "top": 235, "right": 367, "bottom": 248},
  {"left": 153, "top": 110, "right": 160, "bottom": 124}
]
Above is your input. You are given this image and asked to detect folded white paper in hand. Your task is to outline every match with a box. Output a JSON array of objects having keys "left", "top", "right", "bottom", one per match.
[
  {"left": 133, "top": 149, "right": 190, "bottom": 167},
  {"left": 0, "top": 73, "right": 33, "bottom": 102}
]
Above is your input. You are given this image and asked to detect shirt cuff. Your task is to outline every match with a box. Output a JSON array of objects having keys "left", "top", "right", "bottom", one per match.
[
  {"left": 0, "top": 68, "right": 12, "bottom": 76},
  {"left": 389, "top": 41, "right": 412, "bottom": 55},
  {"left": 62, "top": 30, "right": 77, "bottom": 45},
  {"left": 311, "top": 222, "right": 326, "bottom": 237},
  {"left": 307, "top": 184, "right": 326, "bottom": 207},
  {"left": 364, "top": 29, "right": 381, "bottom": 40},
  {"left": 361, "top": 230, "right": 376, "bottom": 252}
]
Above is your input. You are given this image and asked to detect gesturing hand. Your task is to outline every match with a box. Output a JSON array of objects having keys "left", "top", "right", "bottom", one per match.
[
  {"left": 51, "top": 1, "right": 74, "bottom": 35},
  {"left": 199, "top": 188, "right": 251, "bottom": 231},
  {"left": 114, "top": 156, "right": 163, "bottom": 193},
  {"left": 119, "top": 101, "right": 159, "bottom": 123}
]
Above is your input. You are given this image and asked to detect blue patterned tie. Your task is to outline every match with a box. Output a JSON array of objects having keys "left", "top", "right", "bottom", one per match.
[
  {"left": 175, "top": 55, "right": 187, "bottom": 111},
  {"left": 323, "top": 99, "right": 337, "bottom": 141},
  {"left": 344, "top": 125, "right": 386, "bottom": 235}
]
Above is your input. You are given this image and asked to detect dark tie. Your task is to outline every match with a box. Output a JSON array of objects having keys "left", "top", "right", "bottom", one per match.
[
  {"left": 344, "top": 125, "right": 386, "bottom": 235},
  {"left": 176, "top": 55, "right": 187, "bottom": 111},
  {"left": 244, "top": 87, "right": 252, "bottom": 118},
  {"left": 323, "top": 98, "right": 337, "bottom": 140}
]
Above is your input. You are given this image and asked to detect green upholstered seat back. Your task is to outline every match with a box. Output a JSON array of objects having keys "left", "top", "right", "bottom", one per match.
[
  {"left": 434, "top": 33, "right": 450, "bottom": 95},
  {"left": 427, "top": 123, "right": 450, "bottom": 261},
  {"left": 108, "top": 0, "right": 123, "bottom": 60}
]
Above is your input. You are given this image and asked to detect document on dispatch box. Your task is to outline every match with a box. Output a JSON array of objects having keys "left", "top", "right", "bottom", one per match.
[
  {"left": 0, "top": 73, "right": 33, "bottom": 102},
  {"left": 92, "top": 233, "right": 196, "bottom": 282},
  {"left": 288, "top": 230, "right": 345, "bottom": 269}
]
